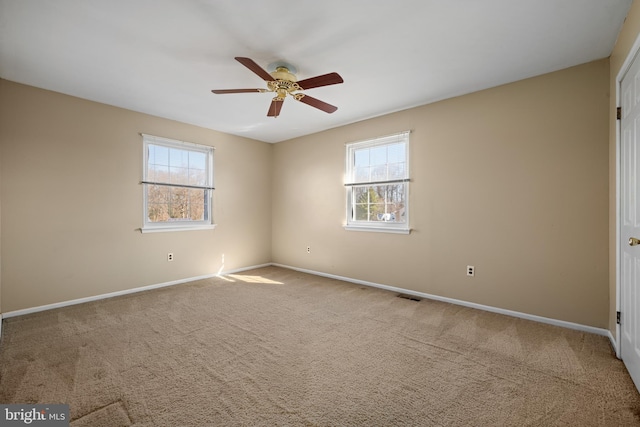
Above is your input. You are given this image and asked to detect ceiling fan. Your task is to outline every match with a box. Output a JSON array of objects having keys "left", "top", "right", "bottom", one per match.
[{"left": 212, "top": 57, "right": 344, "bottom": 118}]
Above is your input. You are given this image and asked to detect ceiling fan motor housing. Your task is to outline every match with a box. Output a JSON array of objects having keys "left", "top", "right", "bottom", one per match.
[
  {"left": 269, "top": 67, "right": 301, "bottom": 100},
  {"left": 271, "top": 66, "right": 297, "bottom": 82}
]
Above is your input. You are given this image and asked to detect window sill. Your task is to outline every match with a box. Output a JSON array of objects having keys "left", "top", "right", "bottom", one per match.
[
  {"left": 343, "top": 225, "right": 411, "bottom": 235},
  {"left": 140, "top": 224, "right": 217, "bottom": 233}
]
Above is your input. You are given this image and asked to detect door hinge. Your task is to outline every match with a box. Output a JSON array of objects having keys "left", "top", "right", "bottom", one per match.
[
  {"left": 617, "top": 107, "right": 622, "bottom": 120},
  {"left": 617, "top": 311, "right": 621, "bottom": 325}
]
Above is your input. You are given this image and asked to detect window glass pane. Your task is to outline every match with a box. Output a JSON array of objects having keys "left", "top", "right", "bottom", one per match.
[
  {"left": 354, "top": 186, "right": 373, "bottom": 221},
  {"left": 148, "top": 203, "right": 169, "bottom": 222},
  {"left": 147, "top": 185, "right": 169, "bottom": 204},
  {"left": 385, "top": 184, "right": 406, "bottom": 223},
  {"left": 189, "top": 151, "right": 206, "bottom": 170},
  {"left": 169, "top": 148, "right": 188, "bottom": 168},
  {"left": 388, "top": 162, "right": 406, "bottom": 180},
  {"left": 354, "top": 166, "right": 370, "bottom": 182},
  {"left": 354, "top": 149, "right": 369, "bottom": 168},
  {"left": 170, "top": 166, "right": 189, "bottom": 185},
  {"left": 353, "top": 186, "right": 369, "bottom": 204},
  {"left": 147, "top": 185, "right": 170, "bottom": 222},
  {"left": 352, "top": 184, "right": 406, "bottom": 223},
  {"left": 190, "top": 169, "right": 207, "bottom": 186},
  {"left": 387, "top": 143, "right": 405, "bottom": 164},
  {"left": 149, "top": 145, "right": 209, "bottom": 186},
  {"left": 370, "top": 146, "right": 387, "bottom": 166},
  {"left": 189, "top": 151, "right": 207, "bottom": 186},
  {"left": 169, "top": 188, "right": 189, "bottom": 219},
  {"left": 371, "top": 165, "right": 387, "bottom": 181},
  {"left": 355, "top": 204, "right": 369, "bottom": 221},
  {"left": 165, "top": 188, "right": 209, "bottom": 222},
  {"left": 188, "top": 189, "right": 206, "bottom": 221},
  {"left": 148, "top": 164, "right": 169, "bottom": 182},
  {"left": 368, "top": 184, "right": 385, "bottom": 221},
  {"left": 149, "top": 145, "right": 169, "bottom": 168}
]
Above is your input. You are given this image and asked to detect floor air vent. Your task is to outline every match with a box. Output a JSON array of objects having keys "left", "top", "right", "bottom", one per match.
[{"left": 397, "top": 294, "right": 421, "bottom": 302}]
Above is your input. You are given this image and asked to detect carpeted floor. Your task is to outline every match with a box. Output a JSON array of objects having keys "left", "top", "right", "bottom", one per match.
[{"left": 1, "top": 266, "right": 639, "bottom": 426}]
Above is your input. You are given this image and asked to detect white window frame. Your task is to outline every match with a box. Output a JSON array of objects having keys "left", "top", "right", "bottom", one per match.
[
  {"left": 344, "top": 131, "right": 410, "bottom": 234},
  {"left": 141, "top": 134, "right": 215, "bottom": 233}
]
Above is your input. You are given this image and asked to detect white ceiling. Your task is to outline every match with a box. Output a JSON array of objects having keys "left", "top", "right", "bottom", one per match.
[{"left": 0, "top": 0, "right": 633, "bottom": 143}]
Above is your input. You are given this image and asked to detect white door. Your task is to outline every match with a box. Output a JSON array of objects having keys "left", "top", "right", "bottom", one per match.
[{"left": 620, "top": 50, "right": 640, "bottom": 391}]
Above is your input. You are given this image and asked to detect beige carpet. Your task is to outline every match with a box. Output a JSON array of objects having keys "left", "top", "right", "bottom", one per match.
[{"left": 1, "top": 266, "right": 639, "bottom": 426}]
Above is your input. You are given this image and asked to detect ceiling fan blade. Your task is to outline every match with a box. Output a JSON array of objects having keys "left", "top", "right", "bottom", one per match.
[
  {"left": 297, "top": 72, "right": 344, "bottom": 90},
  {"left": 295, "top": 94, "right": 338, "bottom": 114},
  {"left": 235, "top": 57, "right": 275, "bottom": 82},
  {"left": 211, "top": 89, "right": 263, "bottom": 94},
  {"left": 267, "top": 98, "right": 284, "bottom": 117}
]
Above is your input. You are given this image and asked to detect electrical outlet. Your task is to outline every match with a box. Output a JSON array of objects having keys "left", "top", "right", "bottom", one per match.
[
  {"left": 168, "top": 253, "right": 174, "bottom": 262},
  {"left": 306, "top": 246, "right": 311, "bottom": 254},
  {"left": 467, "top": 265, "right": 475, "bottom": 277}
]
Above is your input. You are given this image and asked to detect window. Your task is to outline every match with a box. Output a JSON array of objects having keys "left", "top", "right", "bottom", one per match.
[
  {"left": 141, "top": 134, "right": 215, "bottom": 232},
  {"left": 345, "top": 131, "right": 410, "bottom": 234}
]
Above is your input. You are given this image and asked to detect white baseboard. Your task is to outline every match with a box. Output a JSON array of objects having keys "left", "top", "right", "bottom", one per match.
[
  {"left": 608, "top": 330, "right": 618, "bottom": 355},
  {"left": 272, "top": 263, "right": 612, "bottom": 338},
  {"left": 0, "top": 262, "right": 614, "bottom": 344},
  {"left": 1, "top": 263, "right": 272, "bottom": 320}
]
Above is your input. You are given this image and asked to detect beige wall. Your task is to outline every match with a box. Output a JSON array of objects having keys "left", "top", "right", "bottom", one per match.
[
  {"left": 273, "top": 59, "right": 610, "bottom": 328},
  {"left": 0, "top": 79, "right": 272, "bottom": 313},
  {"left": 609, "top": 0, "right": 640, "bottom": 337},
  {"left": 0, "top": 56, "right": 613, "bottom": 328}
]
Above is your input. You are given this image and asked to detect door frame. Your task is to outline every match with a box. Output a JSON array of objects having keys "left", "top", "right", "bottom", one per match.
[{"left": 616, "top": 32, "right": 640, "bottom": 359}]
